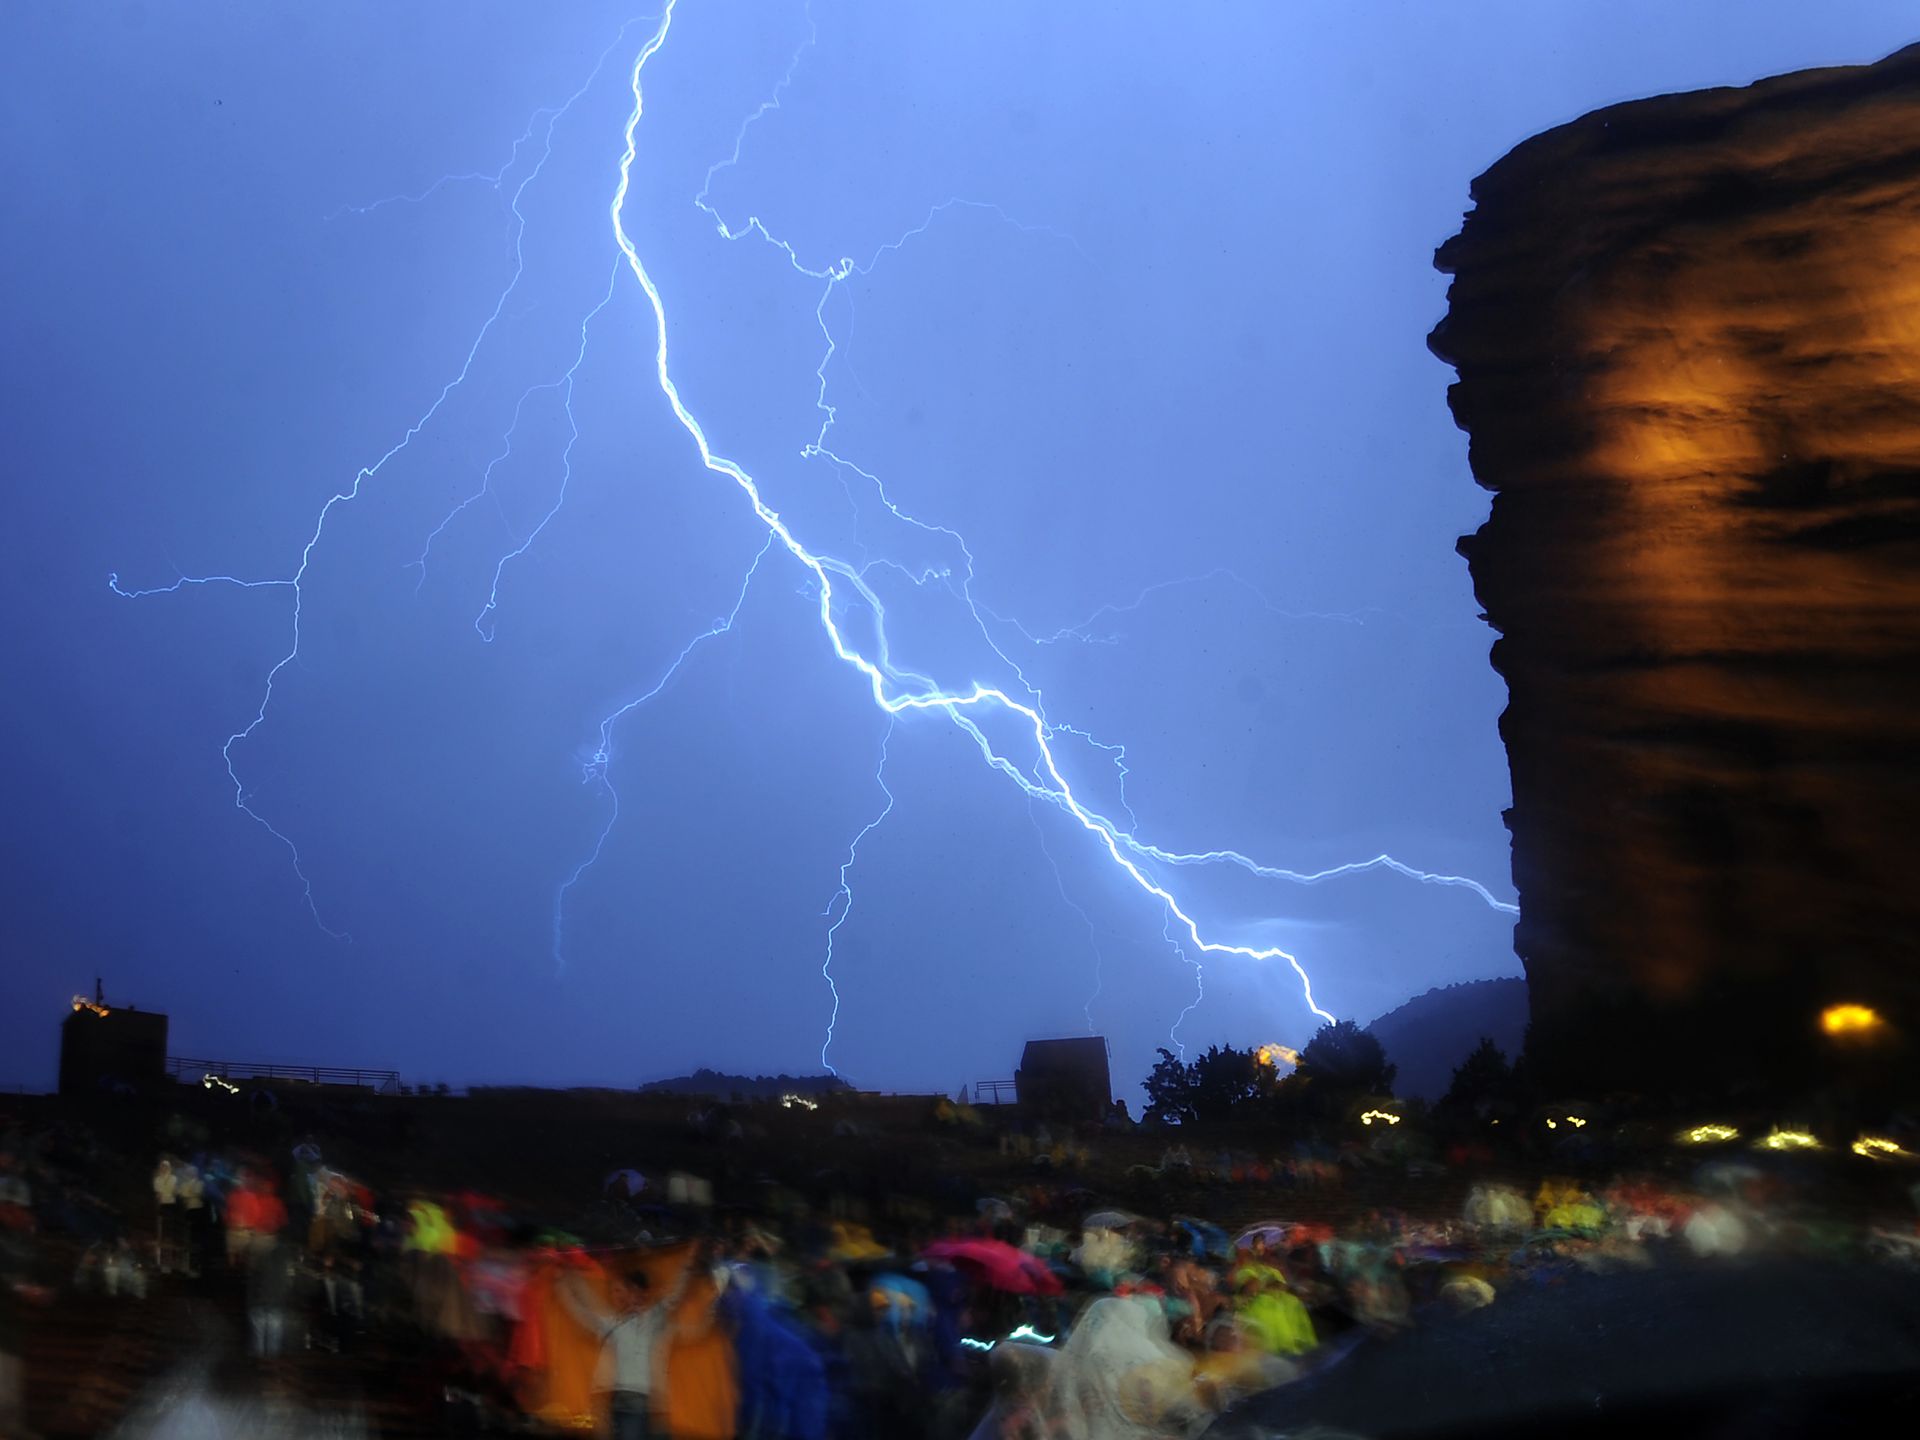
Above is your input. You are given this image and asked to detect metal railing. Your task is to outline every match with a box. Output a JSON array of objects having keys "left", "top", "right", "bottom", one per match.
[
  {"left": 168, "top": 1057, "right": 401, "bottom": 1095},
  {"left": 972, "top": 1079, "right": 1019, "bottom": 1105}
]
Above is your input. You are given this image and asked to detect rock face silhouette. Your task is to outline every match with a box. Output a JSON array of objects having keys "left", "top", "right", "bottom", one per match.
[{"left": 1430, "top": 46, "right": 1920, "bottom": 1098}]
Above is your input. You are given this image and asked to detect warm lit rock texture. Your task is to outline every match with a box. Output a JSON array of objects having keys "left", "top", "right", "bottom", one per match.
[{"left": 1431, "top": 46, "right": 1920, "bottom": 1100}]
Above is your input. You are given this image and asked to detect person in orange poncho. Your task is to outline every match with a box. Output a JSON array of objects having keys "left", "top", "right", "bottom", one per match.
[
  {"left": 510, "top": 1241, "right": 737, "bottom": 1439},
  {"left": 512, "top": 1248, "right": 621, "bottom": 1432},
  {"left": 651, "top": 1240, "right": 739, "bottom": 1440}
]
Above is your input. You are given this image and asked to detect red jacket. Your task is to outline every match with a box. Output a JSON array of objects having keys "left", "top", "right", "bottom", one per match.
[
  {"left": 254, "top": 1193, "right": 288, "bottom": 1235},
  {"left": 226, "top": 1187, "right": 262, "bottom": 1232}
]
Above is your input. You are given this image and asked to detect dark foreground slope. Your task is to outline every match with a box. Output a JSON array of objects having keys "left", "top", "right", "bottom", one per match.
[{"left": 1210, "top": 1258, "right": 1920, "bottom": 1439}]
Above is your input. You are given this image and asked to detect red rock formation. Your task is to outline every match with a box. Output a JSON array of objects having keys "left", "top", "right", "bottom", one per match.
[{"left": 1430, "top": 46, "right": 1920, "bottom": 1099}]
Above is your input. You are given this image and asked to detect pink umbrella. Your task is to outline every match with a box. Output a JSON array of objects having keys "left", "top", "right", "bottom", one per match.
[{"left": 923, "top": 1238, "right": 1063, "bottom": 1296}]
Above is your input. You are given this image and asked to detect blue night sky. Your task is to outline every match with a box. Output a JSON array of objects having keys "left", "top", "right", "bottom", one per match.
[{"left": 4, "top": 2, "right": 1914, "bottom": 1100}]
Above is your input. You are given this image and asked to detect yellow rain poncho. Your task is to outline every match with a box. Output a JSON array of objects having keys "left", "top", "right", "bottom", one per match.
[{"left": 1236, "top": 1290, "right": 1316, "bottom": 1356}]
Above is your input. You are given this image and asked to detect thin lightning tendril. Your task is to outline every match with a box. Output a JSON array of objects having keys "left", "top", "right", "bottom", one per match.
[
  {"left": 1053, "top": 725, "right": 1138, "bottom": 831},
  {"left": 553, "top": 533, "right": 774, "bottom": 976},
  {"left": 106, "top": 24, "right": 636, "bottom": 935},
  {"left": 1165, "top": 911, "right": 1202, "bottom": 1061},
  {"left": 987, "top": 566, "right": 1381, "bottom": 648},
  {"left": 410, "top": 378, "right": 547, "bottom": 593},
  {"left": 819, "top": 717, "right": 895, "bottom": 1074},
  {"left": 1028, "top": 799, "right": 1107, "bottom": 1035},
  {"left": 325, "top": 17, "right": 645, "bottom": 222},
  {"left": 109, "top": 574, "right": 295, "bottom": 599},
  {"left": 325, "top": 109, "right": 556, "bottom": 222},
  {"left": 474, "top": 260, "right": 623, "bottom": 641}
]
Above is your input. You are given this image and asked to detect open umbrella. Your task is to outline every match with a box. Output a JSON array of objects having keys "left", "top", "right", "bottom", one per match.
[
  {"left": 1082, "top": 1209, "right": 1143, "bottom": 1232},
  {"left": 1175, "top": 1216, "right": 1231, "bottom": 1259},
  {"left": 924, "top": 1238, "right": 1063, "bottom": 1296},
  {"left": 871, "top": 1271, "right": 932, "bottom": 1327},
  {"left": 603, "top": 1169, "right": 647, "bottom": 1199},
  {"left": 1233, "top": 1221, "right": 1292, "bottom": 1251}
]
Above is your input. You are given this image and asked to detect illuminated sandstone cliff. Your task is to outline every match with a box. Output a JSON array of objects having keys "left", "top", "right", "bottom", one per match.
[{"left": 1430, "top": 45, "right": 1920, "bottom": 1097}]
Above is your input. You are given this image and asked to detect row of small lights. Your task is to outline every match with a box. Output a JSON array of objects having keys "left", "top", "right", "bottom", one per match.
[
  {"left": 154, "top": 1007, "right": 1911, "bottom": 1154},
  {"left": 1362, "top": 1109, "right": 1590, "bottom": 1130},
  {"left": 1679, "top": 1122, "right": 1908, "bottom": 1158},
  {"left": 1367, "top": 1108, "right": 1903, "bottom": 1160}
]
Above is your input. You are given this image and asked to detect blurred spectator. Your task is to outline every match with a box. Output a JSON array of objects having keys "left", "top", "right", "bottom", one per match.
[
  {"left": 560, "top": 1260, "right": 687, "bottom": 1440},
  {"left": 247, "top": 1234, "right": 298, "bottom": 1359}
]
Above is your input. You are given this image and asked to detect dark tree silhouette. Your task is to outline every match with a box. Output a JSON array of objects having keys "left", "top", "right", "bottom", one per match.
[
  {"left": 1441, "top": 1035, "right": 1511, "bottom": 1114},
  {"left": 1298, "top": 1020, "right": 1397, "bottom": 1095},
  {"left": 1143, "top": 1047, "right": 1197, "bottom": 1124},
  {"left": 1189, "top": 1045, "right": 1262, "bottom": 1121}
]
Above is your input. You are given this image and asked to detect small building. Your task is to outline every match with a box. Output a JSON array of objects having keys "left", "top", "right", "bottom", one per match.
[
  {"left": 59, "top": 983, "right": 168, "bottom": 1096},
  {"left": 1015, "top": 1036, "right": 1111, "bottom": 1120}
]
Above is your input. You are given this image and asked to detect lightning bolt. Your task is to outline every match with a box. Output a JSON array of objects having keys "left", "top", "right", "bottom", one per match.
[
  {"left": 1165, "top": 911, "right": 1202, "bottom": 1061},
  {"left": 616, "top": 1, "right": 1517, "bottom": 1033},
  {"left": 1028, "top": 799, "right": 1109, "bottom": 1035},
  {"left": 611, "top": 2, "right": 1365, "bottom": 1026},
  {"left": 1133, "top": 848, "right": 1519, "bottom": 915},
  {"left": 114, "top": 2, "right": 1519, "bottom": 1065},
  {"left": 819, "top": 717, "right": 895, "bottom": 1074}
]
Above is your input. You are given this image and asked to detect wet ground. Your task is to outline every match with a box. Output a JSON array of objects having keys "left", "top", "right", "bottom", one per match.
[{"left": 22, "top": 1273, "right": 450, "bottom": 1438}]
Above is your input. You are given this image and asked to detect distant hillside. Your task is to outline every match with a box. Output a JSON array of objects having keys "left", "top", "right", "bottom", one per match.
[
  {"left": 638, "top": 1068, "right": 852, "bottom": 1101},
  {"left": 1366, "top": 978, "right": 1528, "bottom": 1102}
]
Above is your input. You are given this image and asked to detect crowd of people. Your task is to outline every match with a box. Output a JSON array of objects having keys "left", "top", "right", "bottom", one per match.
[{"left": 3, "top": 1097, "right": 1919, "bottom": 1439}]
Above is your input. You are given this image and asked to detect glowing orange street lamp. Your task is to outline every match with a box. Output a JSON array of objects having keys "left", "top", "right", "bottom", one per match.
[{"left": 1820, "top": 1004, "right": 1884, "bottom": 1038}]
